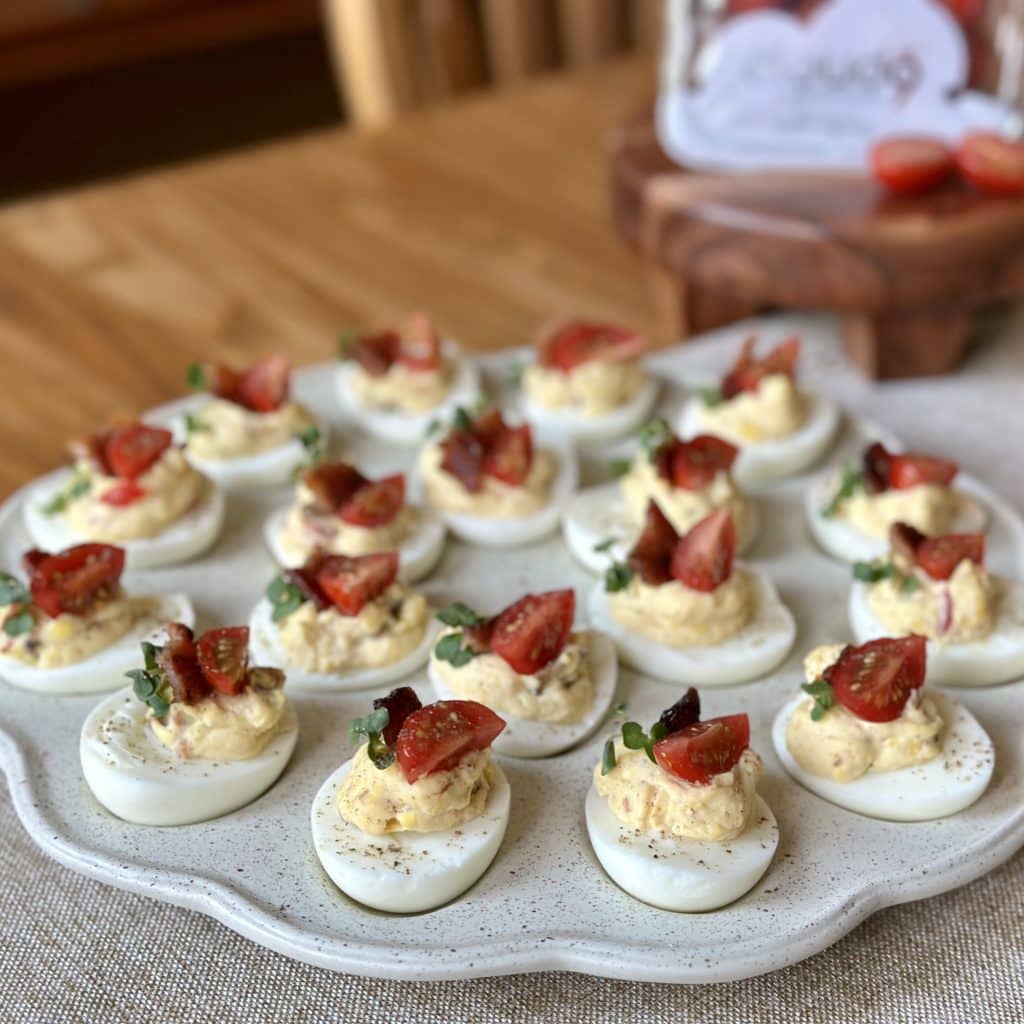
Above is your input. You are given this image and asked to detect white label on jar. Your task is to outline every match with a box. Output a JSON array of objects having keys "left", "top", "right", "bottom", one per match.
[{"left": 657, "top": 0, "right": 1017, "bottom": 172}]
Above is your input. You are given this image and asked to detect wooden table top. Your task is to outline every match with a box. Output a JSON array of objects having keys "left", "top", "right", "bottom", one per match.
[{"left": 0, "top": 57, "right": 657, "bottom": 495}]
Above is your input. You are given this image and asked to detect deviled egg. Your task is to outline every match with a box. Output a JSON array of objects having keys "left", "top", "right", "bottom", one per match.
[
  {"left": 807, "top": 441, "right": 988, "bottom": 563},
  {"left": 415, "top": 406, "right": 577, "bottom": 547},
  {"left": 772, "top": 636, "right": 994, "bottom": 821},
  {"left": 588, "top": 502, "right": 794, "bottom": 685},
  {"left": 80, "top": 623, "right": 298, "bottom": 825},
  {"left": 677, "top": 335, "right": 839, "bottom": 485},
  {"left": 428, "top": 588, "right": 618, "bottom": 758},
  {"left": 0, "top": 543, "right": 193, "bottom": 695},
  {"left": 563, "top": 419, "right": 757, "bottom": 574},
  {"left": 587, "top": 688, "right": 778, "bottom": 911},
  {"left": 848, "top": 523, "right": 1024, "bottom": 686},
  {"left": 336, "top": 313, "right": 480, "bottom": 444},
  {"left": 249, "top": 551, "right": 437, "bottom": 690},
  {"left": 23, "top": 421, "right": 225, "bottom": 570},
  {"left": 311, "top": 687, "right": 509, "bottom": 912},
  {"left": 518, "top": 318, "right": 659, "bottom": 443},
  {"left": 178, "top": 354, "right": 322, "bottom": 489},
  {"left": 263, "top": 460, "right": 445, "bottom": 581}
]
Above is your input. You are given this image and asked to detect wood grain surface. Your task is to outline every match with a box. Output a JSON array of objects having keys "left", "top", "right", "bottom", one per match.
[{"left": 0, "top": 57, "right": 658, "bottom": 495}]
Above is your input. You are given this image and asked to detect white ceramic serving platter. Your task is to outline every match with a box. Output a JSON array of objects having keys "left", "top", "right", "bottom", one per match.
[{"left": 2, "top": 315, "right": 1023, "bottom": 985}]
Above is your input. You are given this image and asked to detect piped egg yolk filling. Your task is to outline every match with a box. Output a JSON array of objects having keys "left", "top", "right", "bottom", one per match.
[
  {"left": 837, "top": 483, "right": 961, "bottom": 539},
  {"left": 696, "top": 374, "right": 804, "bottom": 444},
  {"left": 523, "top": 359, "right": 645, "bottom": 417},
  {"left": 349, "top": 359, "right": 454, "bottom": 414},
  {"left": 184, "top": 398, "right": 314, "bottom": 461}
]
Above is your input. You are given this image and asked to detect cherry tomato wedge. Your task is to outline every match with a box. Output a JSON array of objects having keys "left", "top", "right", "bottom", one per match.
[
  {"left": 627, "top": 500, "right": 679, "bottom": 586},
  {"left": 669, "top": 434, "right": 739, "bottom": 491},
  {"left": 539, "top": 319, "right": 645, "bottom": 373},
  {"left": 888, "top": 453, "right": 958, "bottom": 490},
  {"left": 315, "top": 552, "right": 399, "bottom": 616},
  {"left": 396, "top": 699, "right": 506, "bottom": 784},
  {"left": 100, "top": 480, "right": 147, "bottom": 506},
  {"left": 26, "top": 543, "right": 125, "bottom": 618},
  {"left": 104, "top": 424, "right": 173, "bottom": 480},
  {"left": 237, "top": 354, "right": 290, "bottom": 412},
  {"left": 196, "top": 626, "right": 250, "bottom": 695},
  {"left": 653, "top": 713, "right": 750, "bottom": 785},
  {"left": 915, "top": 533, "right": 985, "bottom": 581},
  {"left": 955, "top": 133, "right": 1024, "bottom": 197},
  {"left": 489, "top": 589, "right": 575, "bottom": 675},
  {"left": 670, "top": 508, "right": 736, "bottom": 593},
  {"left": 481, "top": 424, "right": 533, "bottom": 486},
  {"left": 721, "top": 336, "right": 800, "bottom": 398},
  {"left": 870, "top": 136, "right": 953, "bottom": 195},
  {"left": 303, "top": 462, "right": 367, "bottom": 511},
  {"left": 825, "top": 636, "right": 927, "bottom": 723},
  {"left": 398, "top": 313, "right": 442, "bottom": 372},
  {"left": 340, "top": 474, "right": 406, "bottom": 527}
]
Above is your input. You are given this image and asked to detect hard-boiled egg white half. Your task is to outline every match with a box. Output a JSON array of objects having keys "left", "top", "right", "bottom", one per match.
[
  {"left": 0, "top": 594, "right": 194, "bottom": 696},
  {"left": 562, "top": 481, "right": 760, "bottom": 576},
  {"left": 677, "top": 391, "right": 840, "bottom": 487},
  {"left": 22, "top": 469, "right": 225, "bottom": 571},
  {"left": 247, "top": 597, "right": 440, "bottom": 691},
  {"left": 311, "top": 756, "right": 510, "bottom": 913},
  {"left": 587, "top": 568, "right": 795, "bottom": 686},
  {"left": 804, "top": 472, "right": 990, "bottom": 564},
  {"left": 586, "top": 787, "right": 778, "bottom": 912},
  {"left": 519, "top": 375, "right": 661, "bottom": 446},
  {"left": 262, "top": 504, "right": 447, "bottom": 582},
  {"left": 771, "top": 692, "right": 994, "bottom": 821},
  {"left": 80, "top": 686, "right": 298, "bottom": 826},
  {"left": 849, "top": 578, "right": 1024, "bottom": 687},
  {"left": 336, "top": 341, "right": 482, "bottom": 446},
  {"left": 412, "top": 433, "right": 578, "bottom": 549},
  {"left": 428, "top": 631, "right": 618, "bottom": 758}
]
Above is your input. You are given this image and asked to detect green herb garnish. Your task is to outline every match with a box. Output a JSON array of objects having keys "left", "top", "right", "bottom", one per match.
[
  {"left": 507, "top": 362, "right": 525, "bottom": 387},
  {"left": 638, "top": 418, "right": 672, "bottom": 462},
  {"left": 900, "top": 574, "right": 921, "bottom": 594},
  {"left": 185, "top": 362, "right": 207, "bottom": 391},
  {"left": 604, "top": 562, "right": 633, "bottom": 593},
  {"left": 593, "top": 537, "right": 617, "bottom": 554},
  {"left": 434, "top": 632, "right": 478, "bottom": 668},
  {"left": 852, "top": 560, "right": 895, "bottom": 583},
  {"left": 609, "top": 458, "right": 631, "bottom": 479},
  {"left": 802, "top": 678, "right": 835, "bottom": 721},
  {"left": 600, "top": 737, "right": 617, "bottom": 776},
  {"left": 620, "top": 719, "right": 668, "bottom": 763},
  {"left": 42, "top": 470, "right": 91, "bottom": 516},
  {"left": 437, "top": 601, "right": 484, "bottom": 628},
  {"left": 698, "top": 386, "right": 724, "bottom": 408},
  {"left": 612, "top": 701, "right": 627, "bottom": 716},
  {"left": 452, "top": 406, "right": 473, "bottom": 433},
  {"left": 266, "top": 574, "right": 304, "bottom": 622},
  {"left": 297, "top": 425, "right": 323, "bottom": 464},
  {"left": 127, "top": 641, "right": 171, "bottom": 719},
  {"left": 822, "top": 463, "right": 862, "bottom": 518},
  {"left": 337, "top": 328, "right": 360, "bottom": 360},
  {"left": 3, "top": 610, "right": 34, "bottom": 637},
  {"left": 425, "top": 417, "right": 442, "bottom": 439},
  {"left": 349, "top": 706, "right": 394, "bottom": 769},
  {"left": 184, "top": 413, "right": 209, "bottom": 434},
  {"left": 0, "top": 573, "right": 30, "bottom": 608}
]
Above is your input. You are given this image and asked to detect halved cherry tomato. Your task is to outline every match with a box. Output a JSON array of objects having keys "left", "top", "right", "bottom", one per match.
[
  {"left": 538, "top": 319, "right": 645, "bottom": 373},
  {"left": 349, "top": 330, "right": 400, "bottom": 377},
  {"left": 653, "top": 713, "right": 750, "bottom": 785},
  {"left": 721, "top": 336, "right": 800, "bottom": 398},
  {"left": 316, "top": 552, "right": 399, "bottom": 616},
  {"left": 197, "top": 626, "right": 250, "bottom": 695},
  {"left": 158, "top": 622, "right": 209, "bottom": 705},
  {"left": 104, "top": 424, "right": 173, "bottom": 480},
  {"left": 863, "top": 441, "right": 894, "bottom": 493},
  {"left": 888, "top": 453, "right": 958, "bottom": 490},
  {"left": 237, "top": 354, "right": 290, "bottom": 412},
  {"left": 670, "top": 508, "right": 736, "bottom": 593},
  {"left": 825, "top": 636, "right": 927, "bottom": 723},
  {"left": 373, "top": 686, "right": 423, "bottom": 746},
  {"left": 955, "top": 133, "right": 1024, "bottom": 197},
  {"left": 916, "top": 533, "right": 985, "bottom": 581},
  {"left": 395, "top": 699, "right": 506, "bottom": 784},
  {"left": 627, "top": 500, "right": 679, "bottom": 585},
  {"left": 482, "top": 424, "right": 533, "bottom": 486},
  {"left": 398, "top": 313, "right": 442, "bottom": 372},
  {"left": 489, "top": 589, "right": 574, "bottom": 675},
  {"left": 26, "top": 543, "right": 125, "bottom": 618},
  {"left": 340, "top": 474, "right": 405, "bottom": 527},
  {"left": 670, "top": 434, "right": 739, "bottom": 491},
  {"left": 870, "top": 137, "right": 953, "bottom": 195},
  {"left": 440, "top": 429, "right": 485, "bottom": 493},
  {"left": 303, "top": 462, "right": 367, "bottom": 511},
  {"left": 100, "top": 480, "right": 147, "bottom": 506}
]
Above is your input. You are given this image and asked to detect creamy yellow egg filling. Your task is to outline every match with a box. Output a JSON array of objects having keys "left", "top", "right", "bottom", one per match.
[
  {"left": 64, "top": 448, "right": 203, "bottom": 542},
  {"left": 837, "top": 483, "right": 960, "bottom": 539},
  {"left": 785, "top": 644, "right": 944, "bottom": 783},
  {"left": 695, "top": 374, "right": 805, "bottom": 444},
  {"left": 0, "top": 594, "right": 158, "bottom": 669},
  {"left": 619, "top": 452, "right": 753, "bottom": 543},
  {"left": 609, "top": 570, "right": 753, "bottom": 647},
  {"left": 348, "top": 360, "right": 454, "bottom": 414},
  {"left": 276, "top": 498, "right": 415, "bottom": 566},
  {"left": 418, "top": 443, "right": 555, "bottom": 519},
  {"left": 275, "top": 585, "right": 429, "bottom": 673},
  {"left": 149, "top": 685, "right": 288, "bottom": 761},
  {"left": 523, "top": 360, "right": 646, "bottom": 417},
  {"left": 432, "top": 631, "right": 593, "bottom": 723},
  {"left": 184, "top": 398, "right": 314, "bottom": 461},
  {"left": 594, "top": 744, "right": 762, "bottom": 842},
  {"left": 336, "top": 744, "right": 494, "bottom": 835}
]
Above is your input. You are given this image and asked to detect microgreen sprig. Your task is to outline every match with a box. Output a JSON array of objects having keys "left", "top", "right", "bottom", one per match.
[
  {"left": 852, "top": 560, "right": 895, "bottom": 583},
  {"left": 127, "top": 641, "right": 171, "bottom": 719},
  {"left": 434, "top": 633, "right": 478, "bottom": 668},
  {"left": 802, "top": 678, "right": 835, "bottom": 721},
  {"left": 42, "top": 469, "right": 91, "bottom": 516},
  {"left": 297, "top": 425, "right": 323, "bottom": 464},
  {"left": 621, "top": 719, "right": 669, "bottom": 763},
  {"left": 3, "top": 608, "right": 34, "bottom": 637},
  {"left": 609, "top": 458, "right": 631, "bottom": 479},
  {"left": 452, "top": 406, "right": 473, "bottom": 433},
  {"left": 266, "top": 575, "right": 304, "bottom": 623},
  {"left": 697, "top": 386, "right": 724, "bottom": 408},
  {"left": 185, "top": 362, "right": 207, "bottom": 391},
  {"left": 0, "top": 573, "right": 30, "bottom": 608},
  {"left": 437, "top": 602, "right": 484, "bottom": 628},
  {"left": 600, "top": 738, "right": 617, "bottom": 776},
  {"left": 604, "top": 562, "right": 633, "bottom": 593},
  {"left": 822, "top": 463, "right": 862, "bottom": 518},
  {"left": 184, "top": 413, "right": 209, "bottom": 435},
  {"left": 638, "top": 418, "right": 671, "bottom": 463},
  {"left": 349, "top": 706, "right": 394, "bottom": 769},
  {"left": 337, "top": 328, "right": 360, "bottom": 360}
]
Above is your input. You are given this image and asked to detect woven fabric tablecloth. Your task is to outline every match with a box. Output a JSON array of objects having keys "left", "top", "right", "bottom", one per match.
[{"left": 4, "top": 314, "right": 1024, "bottom": 1023}]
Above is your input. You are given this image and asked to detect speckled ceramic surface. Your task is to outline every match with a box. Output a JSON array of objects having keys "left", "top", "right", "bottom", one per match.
[{"left": 2, "top": 317, "right": 1023, "bottom": 984}]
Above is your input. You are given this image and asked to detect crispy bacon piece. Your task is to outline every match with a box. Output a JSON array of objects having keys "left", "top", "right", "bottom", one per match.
[
  {"left": 438, "top": 410, "right": 533, "bottom": 493},
  {"left": 720, "top": 336, "right": 800, "bottom": 399},
  {"left": 373, "top": 686, "right": 424, "bottom": 746},
  {"left": 157, "top": 622, "right": 209, "bottom": 705},
  {"left": 627, "top": 500, "right": 679, "bottom": 585}
]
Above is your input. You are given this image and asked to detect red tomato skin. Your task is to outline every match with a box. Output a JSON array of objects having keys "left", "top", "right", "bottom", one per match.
[
  {"left": 826, "top": 636, "right": 927, "bottom": 723},
  {"left": 100, "top": 480, "right": 147, "bottom": 506},
  {"left": 670, "top": 434, "right": 739, "bottom": 491},
  {"left": 104, "top": 424, "right": 173, "bottom": 480},
  {"left": 670, "top": 508, "right": 736, "bottom": 593},
  {"left": 315, "top": 552, "right": 399, "bottom": 616},
  {"left": 888, "top": 454, "right": 958, "bottom": 490},
  {"left": 488, "top": 589, "right": 575, "bottom": 675},
  {"left": 627, "top": 500, "right": 679, "bottom": 586},
  {"left": 26, "top": 543, "right": 125, "bottom": 618},
  {"left": 237, "top": 355, "right": 290, "bottom": 412},
  {"left": 870, "top": 137, "right": 953, "bottom": 195},
  {"left": 196, "top": 626, "right": 250, "bottom": 695},
  {"left": 915, "top": 533, "right": 985, "bottom": 581},
  {"left": 481, "top": 424, "right": 533, "bottom": 486},
  {"left": 396, "top": 700, "right": 506, "bottom": 784},
  {"left": 653, "top": 714, "right": 750, "bottom": 785},
  {"left": 955, "top": 133, "right": 1024, "bottom": 197},
  {"left": 339, "top": 474, "right": 406, "bottom": 527}
]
